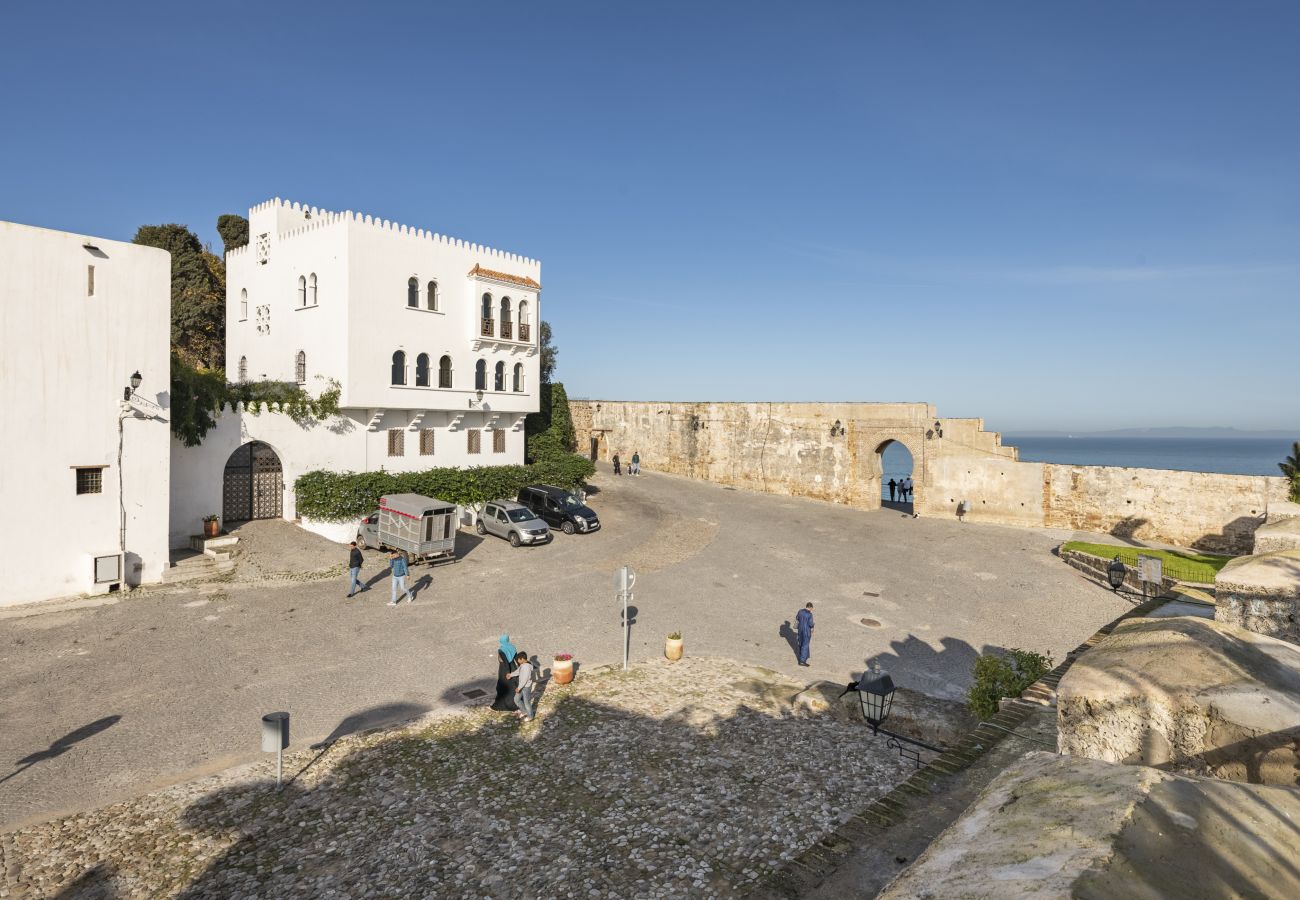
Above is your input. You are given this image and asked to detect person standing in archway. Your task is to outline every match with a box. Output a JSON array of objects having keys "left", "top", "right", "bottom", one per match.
[{"left": 888, "top": 478, "right": 898, "bottom": 502}]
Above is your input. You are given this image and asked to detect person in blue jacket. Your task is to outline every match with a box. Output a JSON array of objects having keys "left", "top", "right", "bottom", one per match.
[
  {"left": 387, "top": 549, "right": 414, "bottom": 606},
  {"left": 796, "top": 602, "right": 814, "bottom": 666}
]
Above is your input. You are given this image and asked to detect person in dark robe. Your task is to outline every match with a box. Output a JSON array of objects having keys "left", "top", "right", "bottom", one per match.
[
  {"left": 795, "top": 602, "right": 814, "bottom": 667},
  {"left": 888, "top": 478, "right": 897, "bottom": 502},
  {"left": 612, "top": 453, "right": 622, "bottom": 475},
  {"left": 491, "top": 634, "right": 520, "bottom": 712}
]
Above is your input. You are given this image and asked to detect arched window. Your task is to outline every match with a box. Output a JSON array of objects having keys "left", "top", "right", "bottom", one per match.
[
  {"left": 295, "top": 351, "right": 306, "bottom": 384},
  {"left": 238, "top": 356, "right": 248, "bottom": 382},
  {"left": 297, "top": 275, "right": 307, "bottom": 307},
  {"left": 391, "top": 350, "right": 407, "bottom": 385},
  {"left": 513, "top": 362, "right": 524, "bottom": 392},
  {"left": 517, "top": 299, "right": 530, "bottom": 341},
  {"left": 494, "top": 360, "right": 505, "bottom": 392},
  {"left": 474, "top": 359, "right": 486, "bottom": 391},
  {"left": 408, "top": 277, "right": 419, "bottom": 308},
  {"left": 438, "top": 355, "right": 453, "bottom": 388},
  {"left": 240, "top": 288, "right": 248, "bottom": 321},
  {"left": 427, "top": 280, "right": 438, "bottom": 311},
  {"left": 415, "top": 352, "right": 430, "bottom": 387},
  {"left": 309, "top": 273, "right": 317, "bottom": 305},
  {"left": 500, "top": 296, "right": 513, "bottom": 339},
  {"left": 480, "top": 292, "right": 493, "bottom": 336}
]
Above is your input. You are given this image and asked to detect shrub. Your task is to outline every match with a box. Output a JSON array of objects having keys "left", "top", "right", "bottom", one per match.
[
  {"left": 294, "top": 455, "right": 596, "bottom": 522},
  {"left": 966, "top": 648, "right": 1053, "bottom": 720},
  {"left": 667, "top": 631, "right": 682, "bottom": 641}
]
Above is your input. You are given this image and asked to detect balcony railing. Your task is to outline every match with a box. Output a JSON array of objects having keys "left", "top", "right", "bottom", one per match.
[
  {"left": 481, "top": 317, "right": 495, "bottom": 337},
  {"left": 500, "top": 321, "right": 513, "bottom": 340},
  {"left": 519, "top": 323, "right": 531, "bottom": 342}
]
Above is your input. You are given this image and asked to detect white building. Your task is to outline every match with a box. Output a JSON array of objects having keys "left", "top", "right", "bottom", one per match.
[
  {"left": 0, "top": 221, "right": 171, "bottom": 606},
  {"left": 170, "top": 199, "right": 542, "bottom": 545}
]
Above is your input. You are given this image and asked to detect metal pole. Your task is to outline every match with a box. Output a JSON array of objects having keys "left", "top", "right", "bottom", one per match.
[
  {"left": 277, "top": 745, "right": 283, "bottom": 790},
  {"left": 622, "top": 588, "right": 628, "bottom": 670}
]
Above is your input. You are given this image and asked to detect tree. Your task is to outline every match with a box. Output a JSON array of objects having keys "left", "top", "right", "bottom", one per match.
[
  {"left": 216, "top": 214, "right": 250, "bottom": 255},
  {"left": 526, "top": 382, "right": 576, "bottom": 461},
  {"left": 132, "top": 223, "right": 225, "bottom": 368},
  {"left": 1281, "top": 441, "right": 1300, "bottom": 503},
  {"left": 539, "top": 320, "right": 557, "bottom": 384}
]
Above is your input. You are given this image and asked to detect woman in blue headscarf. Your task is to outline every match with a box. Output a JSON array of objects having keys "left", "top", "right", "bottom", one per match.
[{"left": 491, "top": 634, "right": 520, "bottom": 712}]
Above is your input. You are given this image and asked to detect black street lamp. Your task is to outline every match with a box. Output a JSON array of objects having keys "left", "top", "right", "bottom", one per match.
[
  {"left": 1107, "top": 556, "right": 1127, "bottom": 592},
  {"left": 124, "top": 371, "right": 142, "bottom": 401},
  {"left": 857, "top": 667, "right": 896, "bottom": 734}
]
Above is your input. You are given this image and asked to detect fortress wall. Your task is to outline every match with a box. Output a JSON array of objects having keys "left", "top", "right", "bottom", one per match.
[{"left": 574, "top": 400, "right": 1289, "bottom": 554}]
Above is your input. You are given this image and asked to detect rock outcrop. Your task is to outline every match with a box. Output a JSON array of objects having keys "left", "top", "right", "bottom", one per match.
[
  {"left": 1056, "top": 615, "right": 1300, "bottom": 785},
  {"left": 1216, "top": 548, "right": 1300, "bottom": 643},
  {"left": 878, "top": 752, "right": 1300, "bottom": 900}
]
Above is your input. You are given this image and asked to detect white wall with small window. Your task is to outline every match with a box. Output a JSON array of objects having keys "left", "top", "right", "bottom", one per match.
[{"left": 0, "top": 220, "right": 171, "bottom": 606}]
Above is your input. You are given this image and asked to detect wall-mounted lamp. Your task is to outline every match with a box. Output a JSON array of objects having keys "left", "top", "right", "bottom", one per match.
[{"left": 124, "top": 370, "right": 142, "bottom": 401}]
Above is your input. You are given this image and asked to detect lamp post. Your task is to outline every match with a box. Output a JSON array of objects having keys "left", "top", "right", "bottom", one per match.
[
  {"left": 846, "top": 664, "right": 943, "bottom": 769},
  {"left": 1107, "top": 556, "right": 1126, "bottom": 592},
  {"left": 124, "top": 370, "right": 142, "bottom": 401}
]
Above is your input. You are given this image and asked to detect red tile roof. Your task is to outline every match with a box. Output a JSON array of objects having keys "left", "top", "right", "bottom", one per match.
[{"left": 467, "top": 264, "right": 540, "bottom": 290}]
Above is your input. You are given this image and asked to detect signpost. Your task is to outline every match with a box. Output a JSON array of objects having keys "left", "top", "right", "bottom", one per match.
[
  {"left": 261, "top": 711, "right": 290, "bottom": 790},
  {"left": 1136, "top": 554, "right": 1163, "bottom": 601},
  {"left": 615, "top": 565, "right": 635, "bottom": 670},
  {"left": 125, "top": 392, "right": 165, "bottom": 419}
]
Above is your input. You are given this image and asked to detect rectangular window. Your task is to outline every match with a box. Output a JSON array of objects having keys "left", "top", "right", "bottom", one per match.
[
  {"left": 420, "top": 428, "right": 435, "bottom": 456},
  {"left": 493, "top": 429, "right": 506, "bottom": 453},
  {"left": 75, "top": 467, "right": 104, "bottom": 495},
  {"left": 467, "top": 430, "right": 481, "bottom": 454},
  {"left": 387, "top": 429, "right": 404, "bottom": 457},
  {"left": 87, "top": 265, "right": 95, "bottom": 297}
]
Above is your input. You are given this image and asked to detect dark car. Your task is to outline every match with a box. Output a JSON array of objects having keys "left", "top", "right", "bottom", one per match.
[{"left": 516, "top": 485, "right": 600, "bottom": 535}]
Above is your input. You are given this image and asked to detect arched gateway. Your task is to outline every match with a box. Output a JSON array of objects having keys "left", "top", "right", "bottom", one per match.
[{"left": 222, "top": 441, "right": 284, "bottom": 522}]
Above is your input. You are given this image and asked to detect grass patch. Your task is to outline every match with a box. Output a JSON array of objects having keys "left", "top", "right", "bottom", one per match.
[{"left": 1061, "top": 541, "right": 1232, "bottom": 584}]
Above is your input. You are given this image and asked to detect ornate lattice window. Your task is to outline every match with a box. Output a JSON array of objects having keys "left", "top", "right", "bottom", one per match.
[
  {"left": 420, "top": 429, "right": 435, "bottom": 456},
  {"left": 493, "top": 429, "right": 506, "bottom": 453},
  {"left": 295, "top": 351, "right": 306, "bottom": 384},
  {"left": 388, "top": 429, "right": 404, "bottom": 457},
  {"left": 467, "top": 430, "right": 481, "bottom": 454}
]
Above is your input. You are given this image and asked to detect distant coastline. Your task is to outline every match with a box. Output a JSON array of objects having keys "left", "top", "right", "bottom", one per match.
[{"left": 1004, "top": 427, "right": 1294, "bottom": 440}]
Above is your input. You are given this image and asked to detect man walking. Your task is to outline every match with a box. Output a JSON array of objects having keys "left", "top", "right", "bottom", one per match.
[
  {"left": 346, "top": 541, "right": 366, "bottom": 597},
  {"left": 631, "top": 450, "right": 641, "bottom": 475},
  {"left": 387, "top": 549, "right": 414, "bottom": 606},
  {"left": 796, "top": 602, "right": 814, "bottom": 667},
  {"left": 887, "top": 478, "right": 897, "bottom": 502}
]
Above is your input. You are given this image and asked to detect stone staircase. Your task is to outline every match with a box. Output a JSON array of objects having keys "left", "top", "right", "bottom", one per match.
[{"left": 162, "top": 535, "right": 239, "bottom": 584}]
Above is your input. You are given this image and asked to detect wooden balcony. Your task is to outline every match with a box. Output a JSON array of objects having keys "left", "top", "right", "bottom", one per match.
[
  {"left": 519, "top": 323, "right": 531, "bottom": 342},
  {"left": 500, "top": 321, "right": 513, "bottom": 340},
  {"left": 481, "top": 317, "right": 495, "bottom": 337}
]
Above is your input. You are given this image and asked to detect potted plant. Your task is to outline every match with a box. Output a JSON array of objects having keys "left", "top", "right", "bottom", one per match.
[
  {"left": 552, "top": 653, "right": 574, "bottom": 685},
  {"left": 202, "top": 514, "right": 220, "bottom": 538},
  {"left": 665, "top": 631, "right": 683, "bottom": 661}
]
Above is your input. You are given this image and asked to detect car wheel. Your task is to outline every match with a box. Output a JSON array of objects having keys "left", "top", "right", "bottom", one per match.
[
  {"left": 562, "top": 521, "right": 576, "bottom": 535},
  {"left": 509, "top": 532, "right": 521, "bottom": 548},
  {"left": 476, "top": 521, "right": 486, "bottom": 536},
  {"left": 356, "top": 534, "right": 367, "bottom": 550}
]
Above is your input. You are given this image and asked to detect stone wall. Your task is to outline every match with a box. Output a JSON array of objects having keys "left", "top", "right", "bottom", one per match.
[
  {"left": 572, "top": 399, "right": 1289, "bottom": 554},
  {"left": 1216, "top": 549, "right": 1300, "bottom": 643}
]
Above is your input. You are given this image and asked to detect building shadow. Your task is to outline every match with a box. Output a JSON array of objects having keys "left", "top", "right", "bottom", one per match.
[
  {"left": 1, "top": 715, "right": 121, "bottom": 786},
  {"left": 453, "top": 530, "right": 486, "bottom": 559},
  {"left": 881, "top": 500, "right": 913, "bottom": 515},
  {"left": 863, "top": 635, "right": 1008, "bottom": 701},
  {"left": 52, "top": 862, "right": 116, "bottom": 899}
]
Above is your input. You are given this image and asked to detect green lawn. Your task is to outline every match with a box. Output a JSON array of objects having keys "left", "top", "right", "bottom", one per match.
[{"left": 1060, "top": 541, "right": 1233, "bottom": 585}]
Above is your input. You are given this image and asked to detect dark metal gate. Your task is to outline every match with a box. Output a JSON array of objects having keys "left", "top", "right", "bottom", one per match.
[{"left": 223, "top": 441, "right": 283, "bottom": 522}]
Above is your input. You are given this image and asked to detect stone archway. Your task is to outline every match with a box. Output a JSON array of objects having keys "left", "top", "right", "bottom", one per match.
[
  {"left": 222, "top": 441, "right": 284, "bottom": 523},
  {"left": 853, "top": 431, "right": 924, "bottom": 512},
  {"left": 875, "top": 439, "right": 916, "bottom": 512}
]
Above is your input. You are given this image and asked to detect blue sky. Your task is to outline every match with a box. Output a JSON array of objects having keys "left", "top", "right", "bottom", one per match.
[{"left": 3, "top": 1, "right": 1298, "bottom": 431}]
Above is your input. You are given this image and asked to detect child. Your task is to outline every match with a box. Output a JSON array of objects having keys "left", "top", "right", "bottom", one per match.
[{"left": 512, "top": 651, "right": 536, "bottom": 721}]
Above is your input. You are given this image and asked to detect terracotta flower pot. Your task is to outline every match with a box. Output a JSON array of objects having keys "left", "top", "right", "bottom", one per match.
[
  {"left": 665, "top": 637, "right": 683, "bottom": 661},
  {"left": 552, "top": 658, "right": 574, "bottom": 685},
  {"left": 203, "top": 519, "right": 220, "bottom": 538}
]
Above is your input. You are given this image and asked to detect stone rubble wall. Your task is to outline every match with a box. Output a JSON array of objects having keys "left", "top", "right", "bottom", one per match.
[
  {"left": 1215, "top": 548, "right": 1300, "bottom": 644},
  {"left": 572, "top": 400, "right": 1288, "bottom": 554}
]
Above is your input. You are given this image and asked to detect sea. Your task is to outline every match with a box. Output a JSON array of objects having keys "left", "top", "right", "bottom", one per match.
[{"left": 878, "top": 435, "right": 1291, "bottom": 501}]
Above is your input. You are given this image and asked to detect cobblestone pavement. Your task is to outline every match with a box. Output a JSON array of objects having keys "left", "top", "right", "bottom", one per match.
[
  {"left": 0, "top": 658, "right": 912, "bottom": 899},
  {"left": 0, "top": 465, "right": 1130, "bottom": 829}
]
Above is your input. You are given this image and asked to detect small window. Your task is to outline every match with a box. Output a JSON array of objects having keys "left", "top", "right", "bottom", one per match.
[
  {"left": 295, "top": 351, "right": 306, "bottom": 384},
  {"left": 420, "top": 428, "right": 435, "bottom": 455},
  {"left": 475, "top": 359, "right": 486, "bottom": 391},
  {"left": 415, "top": 353, "right": 430, "bottom": 387},
  {"left": 438, "top": 355, "right": 453, "bottom": 389},
  {"left": 238, "top": 356, "right": 248, "bottom": 381},
  {"left": 388, "top": 429, "right": 405, "bottom": 457},
  {"left": 427, "top": 280, "right": 438, "bottom": 311},
  {"left": 309, "top": 273, "right": 318, "bottom": 305},
  {"left": 76, "top": 467, "right": 104, "bottom": 495},
  {"left": 240, "top": 288, "right": 248, "bottom": 321},
  {"left": 494, "top": 361, "right": 505, "bottom": 392},
  {"left": 513, "top": 362, "right": 524, "bottom": 392},
  {"left": 391, "top": 350, "right": 407, "bottom": 385},
  {"left": 408, "top": 277, "right": 419, "bottom": 308},
  {"left": 493, "top": 429, "right": 506, "bottom": 453},
  {"left": 298, "top": 275, "right": 307, "bottom": 308},
  {"left": 468, "top": 430, "right": 481, "bottom": 454},
  {"left": 87, "top": 265, "right": 95, "bottom": 297}
]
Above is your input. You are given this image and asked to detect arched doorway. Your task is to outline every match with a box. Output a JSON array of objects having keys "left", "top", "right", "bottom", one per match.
[
  {"left": 877, "top": 439, "right": 914, "bottom": 513},
  {"left": 223, "top": 441, "right": 284, "bottom": 523}
]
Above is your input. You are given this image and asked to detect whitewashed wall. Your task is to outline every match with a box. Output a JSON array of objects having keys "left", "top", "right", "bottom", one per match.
[{"left": 0, "top": 221, "right": 170, "bottom": 606}]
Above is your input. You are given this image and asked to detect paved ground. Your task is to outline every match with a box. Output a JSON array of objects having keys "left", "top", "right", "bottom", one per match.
[{"left": 0, "top": 464, "right": 1131, "bottom": 829}]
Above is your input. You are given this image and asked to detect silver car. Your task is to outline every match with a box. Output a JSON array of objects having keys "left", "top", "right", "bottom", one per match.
[{"left": 476, "top": 501, "right": 552, "bottom": 547}]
